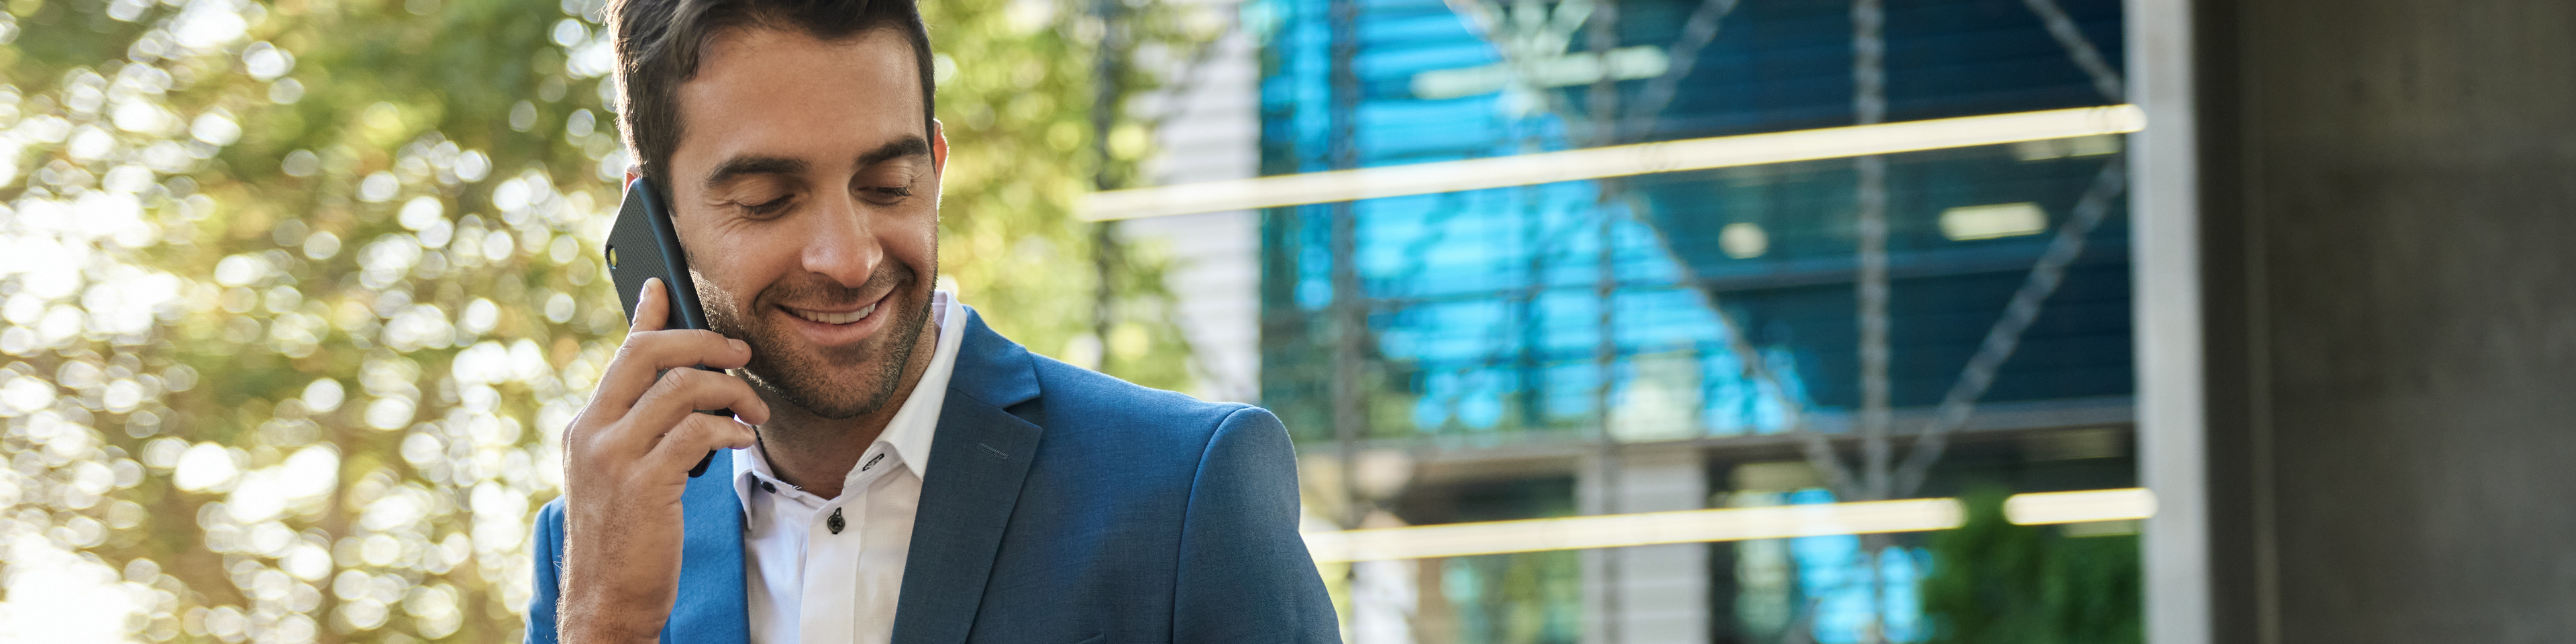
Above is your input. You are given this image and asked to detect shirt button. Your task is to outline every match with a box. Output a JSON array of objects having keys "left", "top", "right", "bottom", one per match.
[{"left": 827, "top": 508, "right": 845, "bottom": 534}]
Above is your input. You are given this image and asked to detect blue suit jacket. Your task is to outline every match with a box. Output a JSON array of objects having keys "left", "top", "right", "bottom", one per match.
[{"left": 526, "top": 309, "right": 1341, "bottom": 643}]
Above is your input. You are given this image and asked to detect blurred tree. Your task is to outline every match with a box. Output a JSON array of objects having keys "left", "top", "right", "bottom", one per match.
[
  {"left": 917, "top": 0, "right": 1221, "bottom": 390},
  {"left": 1922, "top": 486, "right": 2143, "bottom": 644},
  {"left": 0, "top": 0, "right": 1204, "bottom": 639}
]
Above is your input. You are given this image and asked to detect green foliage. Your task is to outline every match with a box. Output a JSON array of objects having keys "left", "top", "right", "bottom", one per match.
[
  {"left": 0, "top": 0, "right": 1204, "bottom": 639},
  {"left": 923, "top": 0, "right": 1217, "bottom": 392},
  {"left": 1922, "top": 486, "right": 2143, "bottom": 644}
]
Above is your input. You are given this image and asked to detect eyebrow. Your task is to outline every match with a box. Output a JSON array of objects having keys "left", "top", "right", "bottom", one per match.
[
  {"left": 699, "top": 136, "right": 933, "bottom": 189},
  {"left": 702, "top": 155, "right": 808, "bottom": 189},
  {"left": 856, "top": 136, "right": 933, "bottom": 168}
]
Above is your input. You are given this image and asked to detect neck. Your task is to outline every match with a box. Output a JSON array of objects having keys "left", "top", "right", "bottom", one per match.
[{"left": 750, "top": 315, "right": 940, "bottom": 500}]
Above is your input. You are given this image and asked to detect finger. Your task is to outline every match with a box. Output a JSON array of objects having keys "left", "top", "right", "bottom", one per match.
[
  {"left": 586, "top": 368, "right": 766, "bottom": 464},
  {"left": 595, "top": 330, "right": 754, "bottom": 416},
  {"left": 640, "top": 413, "right": 757, "bottom": 477},
  {"left": 629, "top": 368, "right": 774, "bottom": 438},
  {"left": 597, "top": 278, "right": 750, "bottom": 409},
  {"left": 630, "top": 278, "right": 668, "bottom": 333}
]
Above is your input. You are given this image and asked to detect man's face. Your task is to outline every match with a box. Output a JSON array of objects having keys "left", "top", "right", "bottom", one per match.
[{"left": 665, "top": 26, "right": 945, "bottom": 420}]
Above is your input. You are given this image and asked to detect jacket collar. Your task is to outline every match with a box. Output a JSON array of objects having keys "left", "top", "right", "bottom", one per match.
[
  {"left": 939, "top": 305, "right": 1041, "bottom": 411},
  {"left": 664, "top": 307, "right": 1043, "bottom": 644},
  {"left": 889, "top": 307, "right": 1045, "bottom": 644}
]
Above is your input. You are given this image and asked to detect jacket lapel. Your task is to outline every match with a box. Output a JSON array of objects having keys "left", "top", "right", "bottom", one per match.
[
  {"left": 662, "top": 448, "right": 750, "bottom": 644},
  {"left": 890, "top": 309, "right": 1044, "bottom": 644}
]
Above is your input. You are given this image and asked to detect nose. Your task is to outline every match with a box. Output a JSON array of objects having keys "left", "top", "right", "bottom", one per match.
[{"left": 800, "top": 191, "right": 882, "bottom": 289}]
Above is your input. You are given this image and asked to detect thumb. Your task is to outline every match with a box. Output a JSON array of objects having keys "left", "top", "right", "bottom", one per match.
[{"left": 631, "top": 277, "right": 670, "bottom": 333}]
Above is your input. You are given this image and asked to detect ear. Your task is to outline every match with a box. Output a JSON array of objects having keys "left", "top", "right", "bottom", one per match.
[{"left": 930, "top": 119, "right": 949, "bottom": 176}]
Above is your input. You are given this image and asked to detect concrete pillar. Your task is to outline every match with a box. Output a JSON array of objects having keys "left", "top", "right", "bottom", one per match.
[
  {"left": 2187, "top": 0, "right": 2576, "bottom": 641},
  {"left": 1582, "top": 447, "right": 1710, "bottom": 644}
]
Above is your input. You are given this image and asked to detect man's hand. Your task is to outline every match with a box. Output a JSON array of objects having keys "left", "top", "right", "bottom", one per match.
[{"left": 558, "top": 278, "right": 768, "bottom": 644}]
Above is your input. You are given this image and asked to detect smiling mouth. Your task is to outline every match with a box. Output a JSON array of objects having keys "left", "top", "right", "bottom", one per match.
[{"left": 784, "top": 300, "right": 879, "bottom": 325}]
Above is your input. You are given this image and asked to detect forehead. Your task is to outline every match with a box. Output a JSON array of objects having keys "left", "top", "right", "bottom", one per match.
[{"left": 671, "top": 27, "right": 923, "bottom": 171}]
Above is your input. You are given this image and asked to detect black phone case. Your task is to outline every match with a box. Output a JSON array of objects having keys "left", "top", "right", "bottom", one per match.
[
  {"left": 608, "top": 178, "right": 712, "bottom": 331},
  {"left": 605, "top": 177, "right": 723, "bottom": 478}
]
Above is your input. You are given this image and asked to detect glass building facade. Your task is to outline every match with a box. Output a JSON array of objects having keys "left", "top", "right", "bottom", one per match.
[{"left": 1244, "top": 0, "right": 2142, "bottom": 640}]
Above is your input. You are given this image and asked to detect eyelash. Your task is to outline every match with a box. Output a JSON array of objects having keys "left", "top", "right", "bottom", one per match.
[
  {"left": 744, "top": 195, "right": 794, "bottom": 217},
  {"left": 736, "top": 185, "right": 912, "bottom": 215}
]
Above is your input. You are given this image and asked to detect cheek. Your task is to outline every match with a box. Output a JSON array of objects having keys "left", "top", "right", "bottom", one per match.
[
  {"left": 886, "top": 213, "right": 940, "bottom": 272},
  {"left": 692, "top": 229, "right": 797, "bottom": 306}
]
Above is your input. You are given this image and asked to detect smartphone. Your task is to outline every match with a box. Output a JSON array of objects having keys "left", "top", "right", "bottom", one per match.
[{"left": 607, "top": 176, "right": 724, "bottom": 478}]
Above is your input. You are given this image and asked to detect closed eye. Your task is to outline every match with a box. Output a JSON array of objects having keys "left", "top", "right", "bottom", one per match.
[
  {"left": 743, "top": 195, "right": 794, "bottom": 217},
  {"left": 862, "top": 186, "right": 914, "bottom": 204}
]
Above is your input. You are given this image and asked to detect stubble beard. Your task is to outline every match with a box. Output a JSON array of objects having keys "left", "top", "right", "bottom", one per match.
[{"left": 706, "top": 260, "right": 934, "bottom": 421}]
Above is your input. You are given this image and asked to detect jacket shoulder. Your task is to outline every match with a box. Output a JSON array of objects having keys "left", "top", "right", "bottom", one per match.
[{"left": 1023, "top": 351, "right": 1266, "bottom": 437}]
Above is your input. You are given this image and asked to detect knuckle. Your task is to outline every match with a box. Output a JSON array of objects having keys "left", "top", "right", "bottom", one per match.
[
  {"left": 631, "top": 374, "right": 666, "bottom": 405},
  {"left": 609, "top": 345, "right": 652, "bottom": 372},
  {"left": 709, "top": 373, "right": 750, "bottom": 397},
  {"left": 648, "top": 367, "right": 694, "bottom": 392},
  {"left": 613, "top": 334, "right": 651, "bottom": 358},
  {"left": 655, "top": 415, "right": 691, "bottom": 440},
  {"left": 564, "top": 412, "right": 602, "bottom": 441},
  {"left": 678, "top": 415, "right": 747, "bottom": 449},
  {"left": 666, "top": 415, "right": 715, "bottom": 445},
  {"left": 623, "top": 329, "right": 681, "bottom": 354}
]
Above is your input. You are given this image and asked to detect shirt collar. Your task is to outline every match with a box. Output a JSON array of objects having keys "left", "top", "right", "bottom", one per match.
[
  {"left": 876, "top": 289, "right": 966, "bottom": 479},
  {"left": 731, "top": 290, "right": 970, "bottom": 508}
]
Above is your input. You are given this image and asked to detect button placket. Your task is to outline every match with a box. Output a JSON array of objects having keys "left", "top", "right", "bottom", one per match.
[
  {"left": 818, "top": 453, "right": 892, "bottom": 539},
  {"left": 823, "top": 446, "right": 897, "bottom": 535},
  {"left": 800, "top": 492, "right": 864, "bottom": 644},
  {"left": 790, "top": 443, "right": 912, "bottom": 644}
]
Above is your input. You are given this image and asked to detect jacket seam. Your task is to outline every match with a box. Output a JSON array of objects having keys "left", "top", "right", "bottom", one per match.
[{"left": 1170, "top": 403, "right": 1260, "bottom": 642}]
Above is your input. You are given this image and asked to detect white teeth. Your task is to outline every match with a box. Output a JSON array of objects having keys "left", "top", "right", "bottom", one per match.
[{"left": 792, "top": 303, "right": 876, "bottom": 325}]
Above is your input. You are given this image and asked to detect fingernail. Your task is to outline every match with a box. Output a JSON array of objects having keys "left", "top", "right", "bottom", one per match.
[{"left": 730, "top": 339, "right": 749, "bottom": 352}]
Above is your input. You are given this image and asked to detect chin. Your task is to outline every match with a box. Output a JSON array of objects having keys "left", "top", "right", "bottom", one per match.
[{"left": 738, "top": 288, "right": 934, "bottom": 421}]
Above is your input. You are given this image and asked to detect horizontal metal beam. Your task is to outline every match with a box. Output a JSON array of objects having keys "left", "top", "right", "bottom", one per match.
[
  {"left": 1082, "top": 104, "right": 2147, "bottom": 221},
  {"left": 2005, "top": 487, "right": 2158, "bottom": 525},
  {"left": 1305, "top": 498, "right": 1963, "bottom": 562},
  {"left": 1303, "top": 486, "right": 2156, "bottom": 563}
]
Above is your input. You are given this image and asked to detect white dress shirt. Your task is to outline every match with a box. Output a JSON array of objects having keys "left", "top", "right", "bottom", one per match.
[{"left": 733, "top": 290, "right": 967, "bottom": 644}]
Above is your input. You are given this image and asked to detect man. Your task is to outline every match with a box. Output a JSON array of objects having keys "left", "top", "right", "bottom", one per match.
[{"left": 521, "top": 0, "right": 1340, "bottom": 641}]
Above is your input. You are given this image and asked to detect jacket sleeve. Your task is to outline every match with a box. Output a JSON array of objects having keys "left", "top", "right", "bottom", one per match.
[
  {"left": 1171, "top": 406, "right": 1343, "bottom": 643},
  {"left": 527, "top": 496, "right": 567, "bottom": 644}
]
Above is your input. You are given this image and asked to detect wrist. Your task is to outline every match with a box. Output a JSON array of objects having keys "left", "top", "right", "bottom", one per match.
[
  {"left": 560, "top": 614, "right": 663, "bottom": 644},
  {"left": 558, "top": 593, "right": 667, "bottom": 644}
]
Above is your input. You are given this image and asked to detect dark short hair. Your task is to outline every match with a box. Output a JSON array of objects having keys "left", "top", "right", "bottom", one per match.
[{"left": 605, "top": 0, "right": 935, "bottom": 194}]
